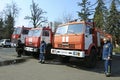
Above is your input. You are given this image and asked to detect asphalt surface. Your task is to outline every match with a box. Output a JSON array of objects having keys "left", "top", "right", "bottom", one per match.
[
  {"left": 0, "top": 48, "right": 120, "bottom": 79},
  {"left": 0, "top": 49, "right": 120, "bottom": 80},
  {"left": 0, "top": 47, "right": 120, "bottom": 67},
  {"left": 0, "top": 47, "right": 31, "bottom": 66}
]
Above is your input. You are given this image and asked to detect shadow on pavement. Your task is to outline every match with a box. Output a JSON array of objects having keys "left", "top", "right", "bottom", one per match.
[
  {"left": 44, "top": 55, "right": 120, "bottom": 77},
  {"left": 0, "top": 56, "right": 32, "bottom": 67}
]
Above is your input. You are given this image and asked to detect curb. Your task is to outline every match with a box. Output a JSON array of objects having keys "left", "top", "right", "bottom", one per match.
[
  {"left": 112, "top": 52, "right": 120, "bottom": 56},
  {"left": 0, "top": 56, "right": 32, "bottom": 67},
  {"left": 0, "top": 58, "right": 25, "bottom": 66}
]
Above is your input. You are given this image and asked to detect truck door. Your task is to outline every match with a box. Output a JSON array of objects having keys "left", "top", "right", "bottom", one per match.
[
  {"left": 20, "top": 29, "right": 29, "bottom": 44},
  {"left": 85, "top": 26, "right": 93, "bottom": 50},
  {"left": 41, "top": 30, "right": 51, "bottom": 44}
]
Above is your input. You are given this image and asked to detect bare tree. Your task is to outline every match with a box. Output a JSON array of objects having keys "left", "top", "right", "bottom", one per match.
[
  {"left": 3, "top": 1, "right": 19, "bottom": 26},
  {"left": 25, "top": 0, "right": 47, "bottom": 28},
  {"left": 1, "top": 1, "right": 19, "bottom": 38},
  {"left": 0, "top": 12, "right": 4, "bottom": 29},
  {"left": 62, "top": 12, "right": 74, "bottom": 23}
]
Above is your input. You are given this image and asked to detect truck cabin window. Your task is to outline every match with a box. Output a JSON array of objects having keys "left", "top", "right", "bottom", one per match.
[
  {"left": 67, "top": 24, "right": 84, "bottom": 34},
  {"left": 13, "top": 27, "right": 22, "bottom": 34},
  {"left": 56, "top": 26, "right": 68, "bottom": 35},
  {"left": 28, "top": 30, "right": 42, "bottom": 37},
  {"left": 55, "top": 24, "right": 84, "bottom": 35}
]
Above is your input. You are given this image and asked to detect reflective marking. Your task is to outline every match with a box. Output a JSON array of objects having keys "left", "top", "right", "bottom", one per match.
[
  {"left": 62, "top": 36, "right": 69, "bottom": 42},
  {"left": 62, "top": 36, "right": 65, "bottom": 42},
  {"left": 29, "top": 38, "right": 32, "bottom": 42},
  {"left": 66, "top": 36, "right": 69, "bottom": 42}
]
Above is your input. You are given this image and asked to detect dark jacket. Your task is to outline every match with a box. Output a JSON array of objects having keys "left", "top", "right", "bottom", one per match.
[
  {"left": 102, "top": 42, "right": 113, "bottom": 60},
  {"left": 16, "top": 39, "right": 23, "bottom": 52}
]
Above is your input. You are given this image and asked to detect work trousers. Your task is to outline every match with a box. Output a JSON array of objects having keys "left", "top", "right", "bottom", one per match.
[
  {"left": 104, "top": 60, "right": 112, "bottom": 74},
  {"left": 39, "top": 53, "right": 45, "bottom": 61}
]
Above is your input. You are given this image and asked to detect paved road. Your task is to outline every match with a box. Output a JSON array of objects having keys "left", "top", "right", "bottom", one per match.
[
  {"left": 0, "top": 48, "right": 120, "bottom": 80},
  {"left": 0, "top": 47, "right": 16, "bottom": 55},
  {"left": 0, "top": 58, "right": 120, "bottom": 80},
  {"left": 0, "top": 47, "right": 31, "bottom": 66},
  {"left": 0, "top": 48, "right": 17, "bottom": 61}
]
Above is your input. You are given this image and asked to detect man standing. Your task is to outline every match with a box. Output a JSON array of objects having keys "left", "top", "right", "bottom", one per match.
[
  {"left": 102, "top": 37, "right": 113, "bottom": 77},
  {"left": 39, "top": 40, "right": 46, "bottom": 63},
  {"left": 16, "top": 39, "right": 23, "bottom": 57}
]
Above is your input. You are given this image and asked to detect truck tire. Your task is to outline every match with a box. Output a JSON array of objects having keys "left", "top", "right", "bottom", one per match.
[
  {"left": 45, "top": 44, "right": 53, "bottom": 59},
  {"left": 17, "top": 49, "right": 23, "bottom": 57},
  {"left": 84, "top": 48, "right": 97, "bottom": 68},
  {"left": 97, "top": 47, "right": 102, "bottom": 60},
  {"left": 23, "top": 51, "right": 30, "bottom": 56},
  {"left": 59, "top": 56, "right": 70, "bottom": 63},
  {"left": 9, "top": 45, "right": 11, "bottom": 48}
]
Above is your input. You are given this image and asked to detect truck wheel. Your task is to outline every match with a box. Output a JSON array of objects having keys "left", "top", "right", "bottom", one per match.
[
  {"left": 22, "top": 50, "right": 27, "bottom": 56},
  {"left": 33, "top": 53, "right": 39, "bottom": 59},
  {"left": 17, "top": 50, "right": 22, "bottom": 57},
  {"left": 59, "top": 56, "right": 70, "bottom": 63},
  {"left": 9, "top": 45, "right": 11, "bottom": 48},
  {"left": 45, "top": 44, "right": 53, "bottom": 59},
  {"left": 84, "top": 48, "right": 97, "bottom": 68},
  {"left": 98, "top": 47, "right": 102, "bottom": 60},
  {"left": 23, "top": 51, "right": 31, "bottom": 56}
]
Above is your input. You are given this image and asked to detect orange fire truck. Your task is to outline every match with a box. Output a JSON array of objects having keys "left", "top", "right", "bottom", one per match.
[
  {"left": 51, "top": 20, "right": 112, "bottom": 67},
  {"left": 11, "top": 26, "right": 31, "bottom": 47},
  {"left": 24, "top": 27, "right": 53, "bottom": 58}
]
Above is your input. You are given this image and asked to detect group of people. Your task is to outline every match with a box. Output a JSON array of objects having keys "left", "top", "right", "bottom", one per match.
[
  {"left": 16, "top": 37, "right": 113, "bottom": 77},
  {"left": 16, "top": 39, "right": 46, "bottom": 63},
  {"left": 39, "top": 38, "right": 113, "bottom": 77}
]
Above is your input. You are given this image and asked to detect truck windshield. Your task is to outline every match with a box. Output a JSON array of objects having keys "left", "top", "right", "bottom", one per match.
[
  {"left": 28, "top": 29, "right": 42, "bottom": 37},
  {"left": 56, "top": 23, "right": 84, "bottom": 35},
  {"left": 56, "top": 25, "right": 68, "bottom": 35},
  {"left": 13, "top": 27, "right": 22, "bottom": 34}
]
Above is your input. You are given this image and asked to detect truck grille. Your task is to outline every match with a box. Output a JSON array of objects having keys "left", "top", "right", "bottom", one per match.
[{"left": 58, "top": 42, "right": 75, "bottom": 49}]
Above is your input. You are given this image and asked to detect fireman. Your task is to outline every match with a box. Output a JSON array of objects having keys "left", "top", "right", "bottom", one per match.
[
  {"left": 16, "top": 39, "right": 23, "bottom": 57},
  {"left": 102, "top": 37, "right": 113, "bottom": 77},
  {"left": 39, "top": 40, "right": 46, "bottom": 63}
]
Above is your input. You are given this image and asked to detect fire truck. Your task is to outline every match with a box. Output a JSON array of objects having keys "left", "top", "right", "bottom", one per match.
[
  {"left": 51, "top": 20, "right": 112, "bottom": 67},
  {"left": 24, "top": 27, "right": 53, "bottom": 58},
  {"left": 11, "top": 26, "right": 31, "bottom": 47}
]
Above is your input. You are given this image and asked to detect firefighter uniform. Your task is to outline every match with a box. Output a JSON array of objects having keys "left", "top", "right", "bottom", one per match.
[
  {"left": 102, "top": 38, "right": 113, "bottom": 77},
  {"left": 16, "top": 39, "right": 23, "bottom": 57},
  {"left": 39, "top": 41, "right": 46, "bottom": 63}
]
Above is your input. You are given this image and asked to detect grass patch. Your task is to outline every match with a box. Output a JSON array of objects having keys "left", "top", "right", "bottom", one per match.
[{"left": 113, "top": 47, "right": 120, "bottom": 53}]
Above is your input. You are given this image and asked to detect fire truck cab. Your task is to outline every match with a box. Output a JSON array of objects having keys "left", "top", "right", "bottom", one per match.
[
  {"left": 11, "top": 26, "right": 31, "bottom": 47},
  {"left": 51, "top": 20, "right": 105, "bottom": 67},
  {"left": 24, "top": 27, "right": 53, "bottom": 57}
]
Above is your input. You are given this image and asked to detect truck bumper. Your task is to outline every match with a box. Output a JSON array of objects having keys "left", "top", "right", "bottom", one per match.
[
  {"left": 51, "top": 49, "right": 85, "bottom": 58},
  {"left": 24, "top": 47, "right": 38, "bottom": 52}
]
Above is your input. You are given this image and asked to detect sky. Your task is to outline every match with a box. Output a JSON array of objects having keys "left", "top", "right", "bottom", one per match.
[{"left": 0, "top": 0, "right": 110, "bottom": 27}]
